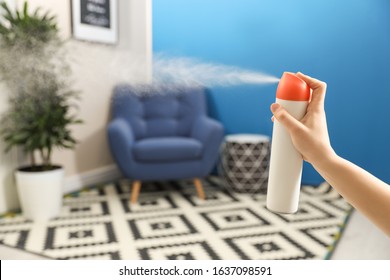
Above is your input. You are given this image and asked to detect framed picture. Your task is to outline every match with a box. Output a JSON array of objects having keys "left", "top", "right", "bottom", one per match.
[{"left": 71, "top": 0, "right": 118, "bottom": 44}]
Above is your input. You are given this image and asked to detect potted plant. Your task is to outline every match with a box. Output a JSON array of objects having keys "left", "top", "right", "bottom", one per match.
[{"left": 0, "top": 1, "right": 81, "bottom": 220}]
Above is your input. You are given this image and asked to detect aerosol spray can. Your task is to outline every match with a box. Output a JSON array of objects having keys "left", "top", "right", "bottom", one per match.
[{"left": 266, "top": 72, "right": 311, "bottom": 214}]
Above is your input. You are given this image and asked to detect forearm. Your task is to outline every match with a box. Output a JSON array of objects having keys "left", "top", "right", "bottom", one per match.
[{"left": 313, "top": 154, "right": 390, "bottom": 236}]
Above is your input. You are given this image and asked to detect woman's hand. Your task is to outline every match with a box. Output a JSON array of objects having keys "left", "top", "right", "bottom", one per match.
[{"left": 270, "top": 72, "right": 336, "bottom": 167}]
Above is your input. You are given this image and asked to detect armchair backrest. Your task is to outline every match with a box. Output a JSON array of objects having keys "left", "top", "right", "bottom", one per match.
[{"left": 111, "top": 84, "right": 207, "bottom": 140}]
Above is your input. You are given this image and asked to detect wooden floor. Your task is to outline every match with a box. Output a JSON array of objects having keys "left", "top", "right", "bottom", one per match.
[{"left": 0, "top": 210, "right": 389, "bottom": 260}]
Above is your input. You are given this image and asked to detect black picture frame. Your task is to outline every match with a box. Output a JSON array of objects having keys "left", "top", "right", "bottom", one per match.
[{"left": 71, "top": 0, "right": 118, "bottom": 44}]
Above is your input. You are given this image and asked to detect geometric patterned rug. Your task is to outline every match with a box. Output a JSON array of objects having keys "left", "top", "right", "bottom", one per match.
[{"left": 0, "top": 177, "right": 352, "bottom": 260}]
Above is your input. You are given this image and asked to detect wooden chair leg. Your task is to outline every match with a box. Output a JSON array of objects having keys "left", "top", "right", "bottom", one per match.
[
  {"left": 130, "top": 180, "right": 141, "bottom": 204},
  {"left": 194, "top": 178, "right": 206, "bottom": 200}
]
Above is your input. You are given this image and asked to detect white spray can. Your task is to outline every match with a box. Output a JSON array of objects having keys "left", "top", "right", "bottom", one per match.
[{"left": 266, "top": 72, "right": 311, "bottom": 214}]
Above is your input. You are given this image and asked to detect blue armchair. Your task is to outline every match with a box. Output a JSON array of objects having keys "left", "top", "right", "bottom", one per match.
[{"left": 107, "top": 85, "right": 224, "bottom": 203}]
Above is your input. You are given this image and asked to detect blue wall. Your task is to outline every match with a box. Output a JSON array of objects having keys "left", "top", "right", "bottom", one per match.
[{"left": 153, "top": 0, "right": 390, "bottom": 184}]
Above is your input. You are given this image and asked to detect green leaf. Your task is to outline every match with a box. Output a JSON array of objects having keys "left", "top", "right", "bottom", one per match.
[
  {"left": 0, "top": 2, "right": 14, "bottom": 20},
  {"left": 15, "top": 10, "right": 21, "bottom": 21},
  {"left": 40, "top": 132, "right": 48, "bottom": 147},
  {"left": 23, "top": 1, "right": 28, "bottom": 17}
]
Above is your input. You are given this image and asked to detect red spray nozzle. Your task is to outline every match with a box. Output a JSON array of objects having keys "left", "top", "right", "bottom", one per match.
[{"left": 276, "top": 72, "right": 311, "bottom": 101}]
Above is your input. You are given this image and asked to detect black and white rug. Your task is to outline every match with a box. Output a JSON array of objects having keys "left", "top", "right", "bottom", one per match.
[{"left": 0, "top": 177, "right": 352, "bottom": 260}]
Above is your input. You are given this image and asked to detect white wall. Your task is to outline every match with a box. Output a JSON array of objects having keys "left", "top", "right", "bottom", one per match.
[
  {"left": 0, "top": 0, "right": 152, "bottom": 212},
  {"left": 0, "top": 85, "right": 19, "bottom": 213},
  {"left": 0, "top": 0, "right": 18, "bottom": 212}
]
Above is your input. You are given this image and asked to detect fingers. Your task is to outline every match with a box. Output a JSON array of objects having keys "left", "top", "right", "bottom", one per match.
[
  {"left": 270, "top": 103, "right": 302, "bottom": 133},
  {"left": 296, "top": 72, "right": 327, "bottom": 110},
  {"left": 296, "top": 72, "right": 326, "bottom": 93}
]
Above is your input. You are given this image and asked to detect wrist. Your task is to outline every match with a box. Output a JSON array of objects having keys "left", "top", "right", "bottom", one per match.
[{"left": 311, "top": 148, "right": 340, "bottom": 171}]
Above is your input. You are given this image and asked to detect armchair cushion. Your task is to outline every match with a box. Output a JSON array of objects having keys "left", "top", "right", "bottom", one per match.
[{"left": 133, "top": 137, "right": 203, "bottom": 162}]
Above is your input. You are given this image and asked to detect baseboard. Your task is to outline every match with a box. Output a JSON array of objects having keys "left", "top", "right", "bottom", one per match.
[{"left": 64, "top": 165, "right": 122, "bottom": 194}]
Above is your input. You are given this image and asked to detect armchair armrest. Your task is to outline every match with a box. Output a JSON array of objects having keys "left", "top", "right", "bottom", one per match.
[
  {"left": 107, "top": 118, "right": 135, "bottom": 176},
  {"left": 191, "top": 116, "right": 224, "bottom": 176},
  {"left": 191, "top": 116, "right": 224, "bottom": 145}
]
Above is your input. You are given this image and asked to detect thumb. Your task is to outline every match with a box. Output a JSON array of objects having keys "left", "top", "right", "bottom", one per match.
[{"left": 270, "top": 103, "right": 302, "bottom": 132}]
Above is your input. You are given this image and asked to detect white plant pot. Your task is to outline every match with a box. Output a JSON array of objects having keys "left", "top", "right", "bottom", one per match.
[{"left": 15, "top": 166, "right": 64, "bottom": 221}]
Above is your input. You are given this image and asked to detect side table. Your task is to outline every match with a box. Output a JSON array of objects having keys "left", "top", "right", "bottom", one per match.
[{"left": 219, "top": 134, "right": 270, "bottom": 193}]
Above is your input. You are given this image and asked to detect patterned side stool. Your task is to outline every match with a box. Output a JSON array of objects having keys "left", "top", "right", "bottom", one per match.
[{"left": 219, "top": 134, "right": 270, "bottom": 194}]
